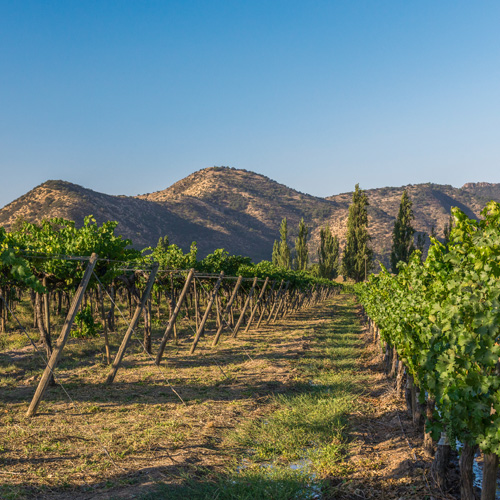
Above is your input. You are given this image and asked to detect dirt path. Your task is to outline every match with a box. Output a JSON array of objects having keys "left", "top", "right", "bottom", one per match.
[{"left": 330, "top": 308, "right": 459, "bottom": 500}]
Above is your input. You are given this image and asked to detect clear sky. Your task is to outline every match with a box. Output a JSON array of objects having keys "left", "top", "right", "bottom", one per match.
[{"left": 1, "top": 1, "right": 499, "bottom": 208}]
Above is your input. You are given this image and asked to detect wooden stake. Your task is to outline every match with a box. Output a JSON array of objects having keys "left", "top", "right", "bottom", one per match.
[
  {"left": 481, "top": 452, "right": 499, "bottom": 500},
  {"left": 43, "top": 277, "right": 51, "bottom": 342},
  {"left": 424, "top": 398, "right": 435, "bottom": 457},
  {"left": 255, "top": 280, "right": 276, "bottom": 329},
  {"left": 194, "top": 278, "right": 200, "bottom": 331},
  {"left": 216, "top": 294, "right": 221, "bottom": 329},
  {"left": 459, "top": 442, "right": 477, "bottom": 500},
  {"left": 155, "top": 268, "right": 195, "bottom": 365},
  {"left": 98, "top": 284, "right": 111, "bottom": 365},
  {"left": 266, "top": 280, "right": 285, "bottom": 324},
  {"left": 189, "top": 272, "right": 224, "bottom": 354},
  {"left": 431, "top": 431, "right": 450, "bottom": 491},
  {"left": 271, "top": 281, "right": 290, "bottom": 322},
  {"left": 232, "top": 276, "right": 258, "bottom": 338},
  {"left": 106, "top": 263, "right": 159, "bottom": 384},
  {"left": 26, "top": 253, "right": 99, "bottom": 418},
  {"left": 143, "top": 296, "right": 152, "bottom": 354},
  {"left": 212, "top": 276, "right": 243, "bottom": 347},
  {"left": 244, "top": 277, "right": 269, "bottom": 333}
]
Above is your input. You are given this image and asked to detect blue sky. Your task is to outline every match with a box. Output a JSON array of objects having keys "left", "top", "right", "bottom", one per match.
[{"left": 1, "top": 1, "right": 499, "bottom": 208}]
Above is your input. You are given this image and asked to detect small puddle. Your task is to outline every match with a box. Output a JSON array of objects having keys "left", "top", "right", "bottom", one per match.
[
  {"left": 236, "top": 452, "right": 322, "bottom": 499},
  {"left": 288, "top": 457, "right": 321, "bottom": 499}
]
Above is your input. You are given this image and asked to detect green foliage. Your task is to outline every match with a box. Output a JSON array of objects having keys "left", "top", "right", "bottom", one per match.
[
  {"left": 272, "top": 218, "right": 291, "bottom": 269},
  {"left": 317, "top": 225, "right": 339, "bottom": 279},
  {"left": 197, "top": 248, "right": 252, "bottom": 275},
  {"left": 72, "top": 305, "right": 99, "bottom": 338},
  {"left": 237, "top": 260, "right": 336, "bottom": 291},
  {"left": 342, "top": 184, "right": 373, "bottom": 282},
  {"left": 415, "top": 232, "right": 426, "bottom": 258},
  {"left": 356, "top": 201, "right": 500, "bottom": 453},
  {"left": 144, "top": 240, "right": 197, "bottom": 270},
  {"left": 2, "top": 213, "right": 337, "bottom": 315},
  {"left": 390, "top": 189, "right": 415, "bottom": 273},
  {"left": 156, "top": 235, "right": 169, "bottom": 252},
  {"left": 443, "top": 214, "right": 453, "bottom": 245},
  {"left": 0, "top": 227, "right": 43, "bottom": 291},
  {"left": 294, "top": 218, "right": 309, "bottom": 271},
  {"left": 12, "top": 216, "right": 138, "bottom": 288}
]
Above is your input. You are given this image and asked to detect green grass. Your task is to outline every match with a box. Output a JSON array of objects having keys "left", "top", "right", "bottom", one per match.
[
  {"left": 0, "top": 293, "right": 367, "bottom": 499},
  {"left": 146, "top": 294, "right": 368, "bottom": 499}
]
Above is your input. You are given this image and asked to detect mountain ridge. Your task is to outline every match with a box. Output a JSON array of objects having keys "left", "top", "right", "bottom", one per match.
[{"left": 2, "top": 167, "right": 500, "bottom": 266}]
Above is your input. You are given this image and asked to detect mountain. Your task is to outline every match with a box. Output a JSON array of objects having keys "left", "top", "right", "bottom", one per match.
[
  {"left": 325, "top": 182, "right": 500, "bottom": 267},
  {"left": 1, "top": 167, "right": 500, "bottom": 266},
  {"left": 0, "top": 168, "right": 338, "bottom": 262}
]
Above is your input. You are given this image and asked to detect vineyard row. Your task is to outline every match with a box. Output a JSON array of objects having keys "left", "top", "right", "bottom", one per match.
[{"left": 356, "top": 201, "right": 500, "bottom": 500}]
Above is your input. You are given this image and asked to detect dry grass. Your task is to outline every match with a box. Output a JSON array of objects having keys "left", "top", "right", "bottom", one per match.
[{"left": 0, "top": 299, "right": 320, "bottom": 499}]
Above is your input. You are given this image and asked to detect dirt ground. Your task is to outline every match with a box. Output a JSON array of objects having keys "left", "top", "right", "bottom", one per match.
[
  {"left": 0, "top": 297, "right": 460, "bottom": 500},
  {"left": 331, "top": 324, "right": 461, "bottom": 500}
]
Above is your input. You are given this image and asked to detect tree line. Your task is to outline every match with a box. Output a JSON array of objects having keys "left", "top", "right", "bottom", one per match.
[
  {"left": 271, "top": 183, "right": 372, "bottom": 281},
  {"left": 271, "top": 183, "right": 456, "bottom": 282}
]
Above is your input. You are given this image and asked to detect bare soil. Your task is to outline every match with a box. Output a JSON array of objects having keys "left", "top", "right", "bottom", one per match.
[{"left": 330, "top": 318, "right": 460, "bottom": 500}]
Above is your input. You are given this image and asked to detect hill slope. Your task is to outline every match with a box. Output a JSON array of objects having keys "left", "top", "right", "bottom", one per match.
[
  {"left": 1, "top": 167, "right": 500, "bottom": 266},
  {"left": 325, "top": 182, "right": 500, "bottom": 267},
  {"left": 0, "top": 169, "right": 339, "bottom": 261}
]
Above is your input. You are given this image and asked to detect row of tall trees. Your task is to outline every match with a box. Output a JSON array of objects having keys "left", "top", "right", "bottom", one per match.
[
  {"left": 271, "top": 184, "right": 371, "bottom": 281},
  {"left": 272, "top": 217, "right": 340, "bottom": 279},
  {"left": 271, "top": 183, "right": 455, "bottom": 282}
]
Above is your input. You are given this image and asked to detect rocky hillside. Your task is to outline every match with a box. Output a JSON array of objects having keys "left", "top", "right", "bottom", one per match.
[
  {"left": 1, "top": 167, "right": 499, "bottom": 267},
  {"left": 325, "top": 181, "right": 500, "bottom": 267}
]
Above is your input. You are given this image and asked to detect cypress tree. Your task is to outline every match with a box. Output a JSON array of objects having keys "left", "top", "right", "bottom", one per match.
[
  {"left": 294, "top": 218, "right": 309, "bottom": 271},
  {"left": 318, "top": 225, "right": 339, "bottom": 278},
  {"left": 157, "top": 235, "right": 169, "bottom": 252},
  {"left": 272, "top": 217, "right": 291, "bottom": 269},
  {"left": 342, "top": 184, "right": 373, "bottom": 282},
  {"left": 390, "top": 190, "right": 415, "bottom": 273},
  {"left": 415, "top": 232, "right": 426, "bottom": 260},
  {"left": 272, "top": 240, "right": 280, "bottom": 266},
  {"left": 443, "top": 215, "right": 453, "bottom": 246}
]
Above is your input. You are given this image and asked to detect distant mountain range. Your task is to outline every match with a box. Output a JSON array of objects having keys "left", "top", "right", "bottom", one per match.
[{"left": 1, "top": 167, "right": 499, "bottom": 267}]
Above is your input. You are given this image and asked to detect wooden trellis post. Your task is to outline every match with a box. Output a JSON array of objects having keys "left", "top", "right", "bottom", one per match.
[
  {"left": 189, "top": 272, "right": 224, "bottom": 354},
  {"left": 194, "top": 278, "right": 200, "bottom": 331},
  {"left": 255, "top": 280, "right": 276, "bottom": 329},
  {"left": 282, "top": 288, "right": 296, "bottom": 318},
  {"left": 155, "top": 268, "right": 195, "bottom": 365},
  {"left": 212, "top": 275, "right": 243, "bottom": 347},
  {"left": 43, "top": 277, "right": 51, "bottom": 342},
  {"left": 26, "top": 253, "right": 99, "bottom": 418},
  {"left": 266, "top": 279, "right": 284, "bottom": 324},
  {"left": 244, "top": 277, "right": 269, "bottom": 333},
  {"left": 106, "top": 263, "right": 159, "bottom": 384},
  {"left": 98, "top": 284, "right": 111, "bottom": 364},
  {"left": 232, "top": 276, "right": 258, "bottom": 338},
  {"left": 271, "top": 281, "right": 290, "bottom": 323},
  {"left": 305, "top": 284, "right": 316, "bottom": 308}
]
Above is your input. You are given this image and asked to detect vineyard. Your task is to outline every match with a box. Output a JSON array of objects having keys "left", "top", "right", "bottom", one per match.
[
  {"left": 0, "top": 216, "right": 342, "bottom": 499},
  {"left": 5, "top": 206, "right": 500, "bottom": 499},
  {"left": 356, "top": 201, "right": 500, "bottom": 500}
]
